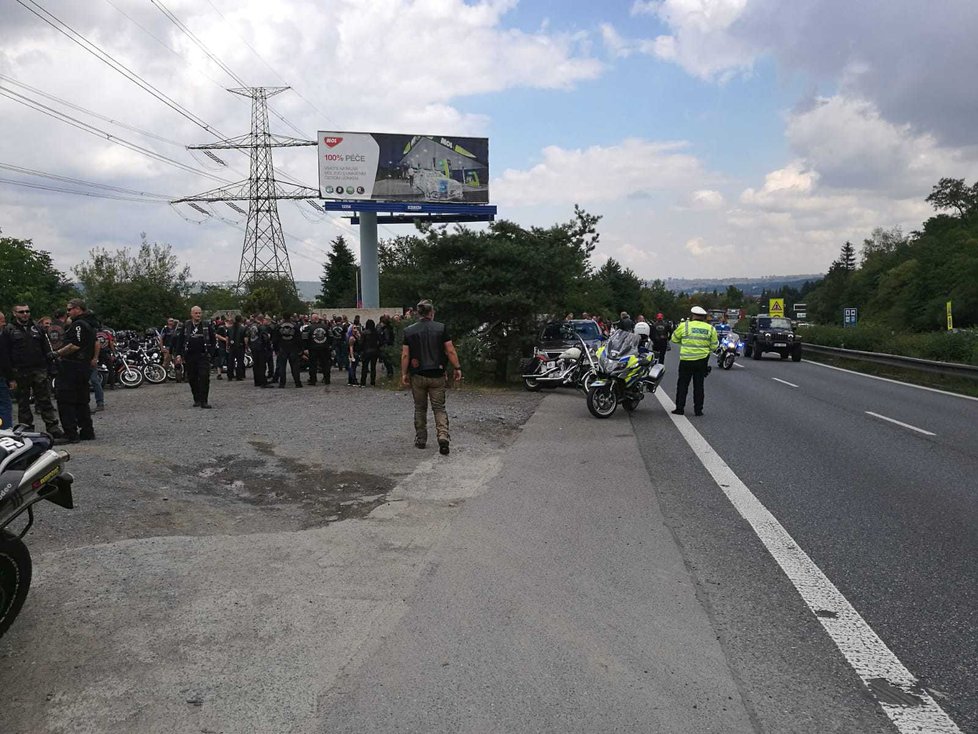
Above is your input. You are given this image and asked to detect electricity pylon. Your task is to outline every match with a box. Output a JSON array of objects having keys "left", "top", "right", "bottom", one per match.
[{"left": 173, "top": 87, "right": 317, "bottom": 289}]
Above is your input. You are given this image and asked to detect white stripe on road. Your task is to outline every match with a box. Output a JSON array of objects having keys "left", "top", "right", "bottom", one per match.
[
  {"left": 865, "top": 411, "right": 936, "bottom": 436},
  {"left": 807, "top": 359, "right": 978, "bottom": 403},
  {"left": 654, "top": 389, "right": 961, "bottom": 734},
  {"left": 771, "top": 377, "right": 798, "bottom": 388},
  {"left": 732, "top": 362, "right": 745, "bottom": 369}
]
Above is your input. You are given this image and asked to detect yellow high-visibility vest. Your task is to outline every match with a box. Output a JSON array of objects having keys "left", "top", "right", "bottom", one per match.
[{"left": 670, "top": 320, "right": 719, "bottom": 360}]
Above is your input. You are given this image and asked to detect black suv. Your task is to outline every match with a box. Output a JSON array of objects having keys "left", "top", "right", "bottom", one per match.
[{"left": 744, "top": 314, "right": 802, "bottom": 361}]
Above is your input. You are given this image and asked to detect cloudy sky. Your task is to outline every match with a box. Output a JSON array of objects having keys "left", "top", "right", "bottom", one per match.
[{"left": 2, "top": 0, "right": 977, "bottom": 284}]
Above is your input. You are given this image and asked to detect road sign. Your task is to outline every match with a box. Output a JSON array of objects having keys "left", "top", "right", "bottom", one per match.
[
  {"left": 793, "top": 303, "right": 807, "bottom": 313},
  {"left": 947, "top": 300, "right": 953, "bottom": 331},
  {"left": 844, "top": 307, "right": 858, "bottom": 327},
  {"left": 769, "top": 298, "right": 785, "bottom": 317}
]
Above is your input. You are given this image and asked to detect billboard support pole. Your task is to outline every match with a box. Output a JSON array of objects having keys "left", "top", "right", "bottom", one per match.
[{"left": 359, "top": 210, "right": 379, "bottom": 308}]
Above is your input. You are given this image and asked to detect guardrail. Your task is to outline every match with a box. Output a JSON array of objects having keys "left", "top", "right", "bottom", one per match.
[{"left": 803, "top": 344, "right": 978, "bottom": 380}]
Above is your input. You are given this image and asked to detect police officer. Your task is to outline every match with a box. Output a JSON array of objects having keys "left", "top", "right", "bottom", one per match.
[
  {"left": 401, "top": 299, "right": 461, "bottom": 455},
  {"left": 53, "top": 298, "right": 97, "bottom": 442},
  {"left": 670, "top": 305, "right": 719, "bottom": 417},
  {"left": 174, "top": 305, "right": 216, "bottom": 408},
  {"left": 305, "top": 313, "right": 332, "bottom": 386},
  {"left": 0, "top": 303, "right": 64, "bottom": 436},
  {"left": 274, "top": 314, "right": 302, "bottom": 388}
]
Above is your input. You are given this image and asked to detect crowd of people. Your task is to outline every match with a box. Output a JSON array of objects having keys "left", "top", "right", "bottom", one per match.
[{"left": 1, "top": 299, "right": 461, "bottom": 453}]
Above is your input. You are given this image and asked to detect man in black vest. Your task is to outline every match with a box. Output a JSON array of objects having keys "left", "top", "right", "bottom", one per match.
[
  {"left": 401, "top": 299, "right": 461, "bottom": 455},
  {"left": 53, "top": 298, "right": 97, "bottom": 442},
  {"left": 227, "top": 314, "right": 247, "bottom": 380},
  {"left": 174, "top": 305, "right": 216, "bottom": 408},
  {"left": 305, "top": 313, "right": 332, "bottom": 386},
  {"left": 651, "top": 312, "right": 672, "bottom": 366},
  {"left": 274, "top": 314, "right": 303, "bottom": 388},
  {"left": 246, "top": 315, "right": 268, "bottom": 387}
]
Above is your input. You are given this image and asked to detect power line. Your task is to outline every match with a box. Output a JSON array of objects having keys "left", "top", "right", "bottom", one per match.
[
  {"left": 0, "top": 74, "right": 184, "bottom": 148},
  {"left": 0, "top": 162, "right": 172, "bottom": 199},
  {"left": 101, "top": 0, "right": 232, "bottom": 92},
  {"left": 151, "top": 0, "right": 311, "bottom": 140},
  {"left": 0, "top": 177, "right": 164, "bottom": 202},
  {"left": 14, "top": 0, "right": 224, "bottom": 138},
  {"left": 0, "top": 86, "right": 232, "bottom": 183}
]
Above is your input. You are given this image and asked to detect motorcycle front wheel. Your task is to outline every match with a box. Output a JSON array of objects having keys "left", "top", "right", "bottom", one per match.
[
  {"left": 580, "top": 371, "right": 596, "bottom": 393},
  {"left": 119, "top": 368, "right": 144, "bottom": 388},
  {"left": 586, "top": 386, "right": 618, "bottom": 419},
  {"left": 142, "top": 363, "right": 167, "bottom": 384},
  {"left": 723, "top": 353, "right": 735, "bottom": 369},
  {"left": 0, "top": 530, "right": 32, "bottom": 639}
]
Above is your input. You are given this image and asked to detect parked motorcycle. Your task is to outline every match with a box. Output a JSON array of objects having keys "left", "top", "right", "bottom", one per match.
[
  {"left": 130, "top": 344, "right": 167, "bottom": 384},
  {"left": 585, "top": 331, "right": 665, "bottom": 419},
  {"left": 522, "top": 334, "right": 598, "bottom": 392},
  {"left": 715, "top": 330, "right": 742, "bottom": 370},
  {"left": 0, "top": 427, "right": 75, "bottom": 638},
  {"left": 111, "top": 351, "right": 144, "bottom": 388}
]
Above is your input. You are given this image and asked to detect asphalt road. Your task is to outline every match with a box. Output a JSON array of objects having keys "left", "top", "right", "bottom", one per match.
[
  {"left": 2, "top": 360, "right": 974, "bottom": 733},
  {"left": 632, "top": 352, "right": 978, "bottom": 733}
]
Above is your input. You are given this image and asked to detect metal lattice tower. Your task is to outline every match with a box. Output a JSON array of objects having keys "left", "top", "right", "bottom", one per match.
[{"left": 173, "top": 87, "right": 317, "bottom": 289}]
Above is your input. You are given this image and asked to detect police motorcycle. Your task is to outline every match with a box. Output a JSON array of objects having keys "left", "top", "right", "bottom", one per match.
[
  {"left": 521, "top": 332, "right": 599, "bottom": 393},
  {"left": 715, "top": 327, "right": 742, "bottom": 370},
  {"left": 585, "top": 323, "right": 665, "bottom": 419},
  {"left": 0, "top": 426, "right": 75, "bottom": 638}
]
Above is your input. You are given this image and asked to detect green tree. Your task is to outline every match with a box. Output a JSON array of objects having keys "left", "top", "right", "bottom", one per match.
[
  {"left": 639, "top": 279, "right": 678, "bottom": 321},
  {"left": 378, "top": 208, "right": 602, "bottom": 380},
  {"left": 0, "top": 236, "right": 77, "bottom": 316},
  {"left": 925, "top": 177, "right": 978, "bottom": 219},
  {"left": 241, "top": 275, "right": 306, "bottom": 317},
  {"left": 72, "top": 235, "right": 191, "bottom": 328},
  {"left": 595, "top": 258, "right": 643, "bottom": 317},
  {"left": 316, "top": 235, "right": 358, "bottom": 308},
  {"left": 188, "top": 284, "right": 241, "bottom": 315}
]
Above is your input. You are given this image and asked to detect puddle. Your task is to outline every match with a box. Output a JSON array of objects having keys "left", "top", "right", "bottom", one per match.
[{"left": 173, "top": 444, "right": 394, "bottom": 526}]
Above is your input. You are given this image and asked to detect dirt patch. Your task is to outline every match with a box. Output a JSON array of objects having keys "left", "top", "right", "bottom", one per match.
[{"left": 171, "top": 442, "right": 394, "bottom": 527}]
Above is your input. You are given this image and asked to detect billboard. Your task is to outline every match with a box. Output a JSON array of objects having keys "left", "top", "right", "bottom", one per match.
[{"left": 318, "top": 131, "right": 489, "bottom": 204}]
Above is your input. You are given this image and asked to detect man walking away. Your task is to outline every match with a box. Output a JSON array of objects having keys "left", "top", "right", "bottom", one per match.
[
  {"left": 670, "top": 305, "right": 719, "bottom": 417},
  {"left": 174, "top": 306, "right": 216, "bottom": 408},
  {"left": 227, "top": 315, "right": 247, "bottom": 380},
  {"left": 652, "top": 312, "right": 671, "bottom": 367},
  {"left": 0, "top": 303, "right": 64, "bottom": 437},
  {"left": 53, "top": 299, "right": 98, "bottom": 441},
  {"left": 306, "top": 313, "right": 332, "bottom": 386},
  {"left": 401, "top": 299, "right": 462, "bottom": 455},
  {"left": 274, "top": 315, "right": 303, "bottom": 388},
  {"left": 359, "top": 319, "right": 381, "bottom": 386}
]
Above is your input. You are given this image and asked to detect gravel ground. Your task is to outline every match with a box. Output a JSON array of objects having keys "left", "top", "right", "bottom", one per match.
[
  {"left": 21, "top": 372, "right": 541, "bottom": 550},
  {"left": 0, "top": 371, "right": 543, "bottom": 734}
]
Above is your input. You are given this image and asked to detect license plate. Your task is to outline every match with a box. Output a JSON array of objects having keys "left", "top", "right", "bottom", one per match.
[{"left": 774, "top": 342, "right": 787, "bottom": 347}]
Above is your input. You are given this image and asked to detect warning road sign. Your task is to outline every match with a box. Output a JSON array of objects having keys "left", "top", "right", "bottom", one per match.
[{"left": 769, "top": 298, "right": 785, "bottom": 317}]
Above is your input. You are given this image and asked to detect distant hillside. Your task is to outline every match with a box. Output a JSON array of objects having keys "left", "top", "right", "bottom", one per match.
[
  {"left": 659, "top": 274, "right": 823, "bottom": 296},
  {"left": 296, "top": 281, "right": 320, "bottom": 302}
]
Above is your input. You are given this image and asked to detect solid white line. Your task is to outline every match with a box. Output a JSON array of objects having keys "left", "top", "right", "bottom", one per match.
[
  {"left": 771, "top": 377, "right": 798, "bottom": 388},
  {"left": 806, "top": 359, "right": 978, "bottom": 403},
  {"left": 732, "top": 362, "right": 745, "bottom": 369},
  {"left": 865, "top": 411, "right": 936, "bottom": 436},
  {"left": 654, "top": 389, "right": 961, "bottom": 733}
]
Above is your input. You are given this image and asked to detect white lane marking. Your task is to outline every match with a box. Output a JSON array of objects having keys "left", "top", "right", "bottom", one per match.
[
  {"left": 771, "top": 377, "right": 798, "bottom": 388},
  {"left": 865, "top": 411, "right": 936, "bottom": 436},
  {"left": 807, "top": 359, "right": 978, "bottom": 403},
  {"left": 732, "top": 362, "right": 745, "bottom": 369},
  {"left": 654, "top": 389, "right": 962, "bottom": 733}
]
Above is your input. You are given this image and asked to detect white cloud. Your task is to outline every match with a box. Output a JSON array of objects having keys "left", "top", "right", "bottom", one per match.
[
  {"left": 0, "top": 0, "right": 604, "bottom": 282},
  {"left": 494, "top": 138, "right": 713, "bottom": 206},
  {"left": 685, "top": 189, "right": 725, "bottom": 209}
]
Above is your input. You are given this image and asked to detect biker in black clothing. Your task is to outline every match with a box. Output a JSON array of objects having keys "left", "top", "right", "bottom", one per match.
[
  {"left": 305, "top": 313, "right": 332, "bottom": 386},
  {"left": 174, "top": 306, "right": 216, "bottom": 408},
  {"left": 274, "top": 315, "right": 303, "bottom": 388}
]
